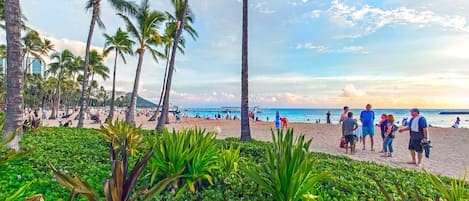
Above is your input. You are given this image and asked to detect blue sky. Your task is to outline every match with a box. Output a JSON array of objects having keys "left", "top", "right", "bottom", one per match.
[{"left": 13, "top": 0, "right": 469, "bottom": 108}]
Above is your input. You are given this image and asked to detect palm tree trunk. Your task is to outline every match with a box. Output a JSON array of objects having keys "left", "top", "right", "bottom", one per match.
[
  {"left": 3, "top": 0, "right": 24, "bottom": 150},
  {"left": 126, "top": 49, "right": 145, "bottom": 125},
  {"left": 240, "top": 0, "right": 251, "bottom": 142},
  {"left": 157, "top": 0, "right": 189, "bottom": 132},
  {"left": 87, "top": 73, "right": 95, "bottom": 107},
  {"left": 150, "top": 48, "right": 171, "bottom": 123},
  {"left": 78, "top": 1, "right": 100, "bottom": 128},
  {"left": 49, "top": 80, "right": 60, "bottom": 119},
  {"left": 108, "top": 50, "right": 119, "bottom": 122},
  {"left": 56, "top": 80, "right": 61, "bottom": 117}
]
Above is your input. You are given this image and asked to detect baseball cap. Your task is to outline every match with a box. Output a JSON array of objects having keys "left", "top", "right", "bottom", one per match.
[{"left": 410, "top": 108, "right": 420, "bottom": 113}]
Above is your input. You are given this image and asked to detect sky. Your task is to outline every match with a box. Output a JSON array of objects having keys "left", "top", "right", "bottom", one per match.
[{"left": 10, "top": 0, "right": 469, "bottom": 108}]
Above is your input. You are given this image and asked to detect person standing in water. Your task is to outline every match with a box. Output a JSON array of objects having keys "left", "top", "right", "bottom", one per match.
[
  {"left": 326, "top": 111, "right": 331, "bottom": 124},
  {"left": 275, "top": 111, "right": 280, "bottom": 129}
]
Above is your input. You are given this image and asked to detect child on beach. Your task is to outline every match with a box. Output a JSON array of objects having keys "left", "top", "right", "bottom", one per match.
[
  {"left": 342, "top": 112, "right": 358, "bottom": 155},
  {"left": 281, "top": 117, "right": 288, "bottom": 129},
  {"left": 379, "top": 114, "right": 388, "bottom": 153},
  {"left": 383, "top": 114, "right": 398, "bottom": 157}
]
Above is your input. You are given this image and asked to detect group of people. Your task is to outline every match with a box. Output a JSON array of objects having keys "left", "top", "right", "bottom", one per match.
[{"left": 341, "top": 104, "right": 430, "bottom": 167}]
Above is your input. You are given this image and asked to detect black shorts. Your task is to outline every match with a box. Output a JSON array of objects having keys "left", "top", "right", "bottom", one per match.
[
  {"left": 345, "top": 135, "right": 355, "bottom": 145},
  {"left": 408, "top": 138, "right": 423, "bottom": 153}
]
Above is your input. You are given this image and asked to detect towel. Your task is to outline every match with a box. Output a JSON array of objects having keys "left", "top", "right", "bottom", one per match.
[{"left": 411, "top": 116, "right": 421, "bottom": 132}]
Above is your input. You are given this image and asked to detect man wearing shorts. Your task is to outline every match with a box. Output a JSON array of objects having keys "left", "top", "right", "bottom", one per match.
[
  {"left": 398, "top": 108, "right": 429, "bottom": 167},
  {"left": 360, "top": 104, "right": 375, "bottom": 151},
  {"left": 342, "top": 112, "right": 358, "bottom": 155}
]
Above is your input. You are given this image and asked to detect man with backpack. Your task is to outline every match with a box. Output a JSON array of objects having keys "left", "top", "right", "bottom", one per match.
[{"left": 398, "top": 108, "right": 429, "bottom": 167}]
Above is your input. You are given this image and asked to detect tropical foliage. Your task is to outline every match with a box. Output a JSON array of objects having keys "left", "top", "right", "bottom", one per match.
[
  {"left": 1, "top": 127, "right": 466, "bottom": 200},
  {"left": 243, "top": 129, "right": 330, "bottom": 201},
  {"left": 149, "top": 128, "right": 219, "bottom": 195},
  {"left": 97, "top": 119, "right": 144, "bottom": 156}
]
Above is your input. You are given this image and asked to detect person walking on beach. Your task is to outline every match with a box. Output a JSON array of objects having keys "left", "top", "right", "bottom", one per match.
[
  {"left": 275, "top": 111, "right": 280, "bottom": 129},
  {"left": 398, "top": 108, "right": 429, "bottom": 167},
  {"left": 360, "top": 104, "right": 375, "bottom": 151},
  {"left": 452, "top": 117, "right": 460, "bottom": 128},
  {"left": 383, "top": 114, "right": 398, "bottom": 157},
  {"left": 379, "top": 113, "right": 388, "bottom": 153},
  {"left": 339, "top": 106, "right": 349, "bottom": 124},
  {"left": 342, "top": 112, "right": 358, "bottom": 155},
  {"left": 326, "top": 111, "right": 331, "bottom": 124}
]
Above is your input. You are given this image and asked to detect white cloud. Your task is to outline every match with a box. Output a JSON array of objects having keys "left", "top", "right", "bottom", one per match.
[
  {"left": 45, "top": 36, "right": 104, "bottom": 57},
  {"left": 296, "top": 43, "right": 328, "bottom": 52},
  {"left": 296, "top": 43, "right": 368, "bottom": 54},
  {"left": 434, "top": 35, "right": 469, "bottom": 60},
  {"left": 342, "top": 84, "right": 366, "bottom": 97},
  {"left": 254, "top": 1, "right": 276, "bottom": 14},
  {"left": 327, "top": 0, "right": 469, "bottom": 38},
  {"left": 311, "top": 10, "right": 321, "bottom": 18}
]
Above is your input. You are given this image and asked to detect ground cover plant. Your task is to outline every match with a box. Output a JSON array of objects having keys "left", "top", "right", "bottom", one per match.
[{"left": 0, "top": 126, "right": 467, "bottom": 200}]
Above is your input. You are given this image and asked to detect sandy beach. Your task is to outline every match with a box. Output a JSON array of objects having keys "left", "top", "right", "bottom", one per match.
[{"left": 40, "top": 111, "right": 469, "bottom": 180}]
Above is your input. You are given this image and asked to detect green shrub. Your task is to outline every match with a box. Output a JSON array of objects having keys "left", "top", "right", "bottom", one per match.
[
  {"left": 243, "top": 129, "right": 330, "bottom": 201},
  {"left": 149, "top": 128, "right": 219, "bottom": 196},
  {"left": 96, "top": 119, "right": 144, "bottom": 156}
]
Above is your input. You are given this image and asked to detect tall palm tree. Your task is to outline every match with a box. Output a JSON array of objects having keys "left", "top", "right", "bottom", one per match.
[
  {"left": 149, "top": 6, "right": 197, "bottom": 123},
  {"left": 78, "top": 0, "right": 136, "bottom": 128},
  {"left": 240, "top": 0, "right": 251, "bottom": 141},
  {"left": 86, "top": 50, "right": 109, "bottom": 108},
  {"left": 156, "top": 0, "right": 192, "bottom": 132},
  {"left": 47, "top": 49, "right": 74, "bottom": 119},
  {"left": 103, "top": 28, "right": 134, "bottom": 121},
  {"left": 3, "top": 0, "right": 23, "bottom": 150},
  {"left": 119, "top": 0, "right": 165, "bottom": 124}
]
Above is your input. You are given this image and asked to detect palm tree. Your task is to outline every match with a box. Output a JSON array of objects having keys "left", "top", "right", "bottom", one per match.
[
  {"left": 119, "top": 0, "right": 165, "bottom": 124},
  {"left": 3, "top": 0, "right": 23, "bottom": 150},
  {"left": 240, "top": 0, "right": 251, "bottom": 141},
  {"left": 77, "top": 0, "right": 136, "bottom": 128},
  {"left": 0, "top": 0, "right": 27, "bottom": 30},
  {"left": 21, "top": 30, "right": 42, "bottom": 76},
  {"left": 47, "top": 49, "right": 74, "bottom": 119},
  {"left": 21, "top": 31, "right": 54, "bottom": 83},
  {"left": 149, "top": 5, "right": 197, "bottom": 123},
  {"left": 156, "top": 0, "right": 193, "bottom": 132},
  {"left": 103, "top": 28, "right": 134, "bottom": 121},
  {"left": 24, "top": 73, "right": 44, "bottom": 108},
  {"left": 86, "top": 50, "right": 109, "bottom": 108}
]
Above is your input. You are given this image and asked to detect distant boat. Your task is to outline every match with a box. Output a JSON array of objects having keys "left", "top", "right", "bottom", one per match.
[
  {"left": 439, "top": 111, "right": 469, "bottom": 115},
  {"left": 220, "top": 106, "right": 262, "bottom": 113}
]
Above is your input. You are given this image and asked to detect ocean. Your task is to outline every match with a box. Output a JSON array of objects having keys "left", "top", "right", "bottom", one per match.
[{"left": 182, "top": 108, "right": 468, "bottom": 128}]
